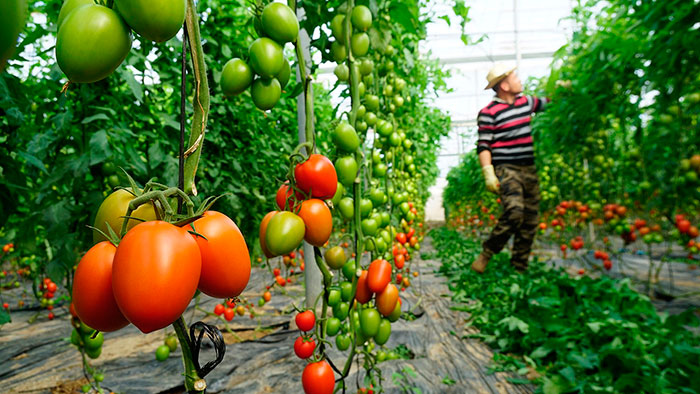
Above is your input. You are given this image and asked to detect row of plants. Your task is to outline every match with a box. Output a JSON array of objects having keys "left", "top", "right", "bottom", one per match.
[{"left": 430, "top": 226, "right": 700, "bottom": 393}]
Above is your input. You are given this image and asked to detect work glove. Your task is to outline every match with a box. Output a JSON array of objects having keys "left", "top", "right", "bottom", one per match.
[{"left": 482, "top": 165, "right": 500, "bottom": 194}]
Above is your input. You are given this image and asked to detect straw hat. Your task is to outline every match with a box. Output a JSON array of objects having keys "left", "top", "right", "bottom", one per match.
[{"left": 484, "top": 63, "right": 517, "bottom": 90}]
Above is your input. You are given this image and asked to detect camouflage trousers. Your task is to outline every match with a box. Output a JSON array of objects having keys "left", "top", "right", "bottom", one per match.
[{"left": 482, "top": 164, "right": 540, "bottom": 270}]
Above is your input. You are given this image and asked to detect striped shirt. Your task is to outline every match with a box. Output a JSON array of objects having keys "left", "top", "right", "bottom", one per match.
[{"left": 476, "top": 95, "right": 549, "bottom": 166}]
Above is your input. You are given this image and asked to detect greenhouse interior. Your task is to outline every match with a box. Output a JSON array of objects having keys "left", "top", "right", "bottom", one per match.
[{"left": 1, "top": 0, "right": 699, "bottom": 393}]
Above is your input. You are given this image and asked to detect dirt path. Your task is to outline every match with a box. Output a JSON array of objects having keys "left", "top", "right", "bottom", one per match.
[{"left": 1, "top": 236, "right": 533, "bottom": 394}]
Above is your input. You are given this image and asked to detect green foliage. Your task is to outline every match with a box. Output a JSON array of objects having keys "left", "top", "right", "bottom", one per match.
[
  {"left": 431, "top": 227, "right": 700, "bottom": 393},
  {"left": 530, "top": 0, "right": 700, "bottom": 214},
  {"left": 0, "top": 0, "right": 334, "bottom": 281}
]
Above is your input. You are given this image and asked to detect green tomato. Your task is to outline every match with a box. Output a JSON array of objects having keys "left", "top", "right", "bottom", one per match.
[
  {"left": 70, "top": 328, "right": 84, "bottom": 347},
  {"left": 369, "top": 189, "right": 385, "bottom": 206},
  {"left": 265, "top": 211, "right": 305, "bottom": 256},
  {"left": 261, "top": 2, "right": 299, "bottom": 43},
  {"left": 372, "top": 151, "right": 382, "bottom": 165},
  {"left": 351, "top": 5, "right": 372, "bottom": 31},
  {"left": 361, "top": 218, "right": 379, "bottom": 236},
  {"left": 376, "top": 350, "right": 387, "bottom": 362},
  {"left": 155, "top": 344, "right": 170, "bottom": 361},
  {"left": 165, "top": 336, "right": 176, "bottom": 352},
  {"left": 81, "top": 384, "right": 91, "bottom": 393},
  {"left": 373, "top": 163, "right": 388, "bottom": 178},
  {"left": 336, "top": 334, "right": 351, "bottom": 351},
  {"left": 375, "top": 237, "right": 387, "bottom": 253},
  {"left": 56, "top": 4, "right": 132, "bottom": 83},
  {"left": 378, "top": 121, "right": 393, "bottom": 137},
  {"left": 351, "top": 33, "right": 370, "bottom": 56},
  {"left": 374, "top": 319, "right": 391, "bottom": 345},
  {"left": 326, "top": 317, "right": 342, "bottom": 336},
  {"left": 251, "top": 78, "right": 281, "bottom": 110},
  {"left": 387, "top": 300, "right": 401, "bottom": 322},
  {"left": 324, "top": 246, "right": 347, "bottom": 269},
  {"left": 355, "top": 120, "right": 367, "bottom": 133},
  {"left": 360, "top": 198, "right": 373, "bottom": 218},
  {"left": 276, "top": 57, "right": 291, "bottom": 88},
  {"left": 332, "top": 122, "right": 360, "bottom": 152},
  {"left": 380, "top": 229, "right": 391, "bottom": 243},
  {"left": 357, "top": 104, "right": 367, "bottom": 118},
  {"left": 258, "top": 298, "right": 266, "bottom": 307},
  {"left": 340, "top": 281, "right": 353, "bottom": 301},
  {"left": 333, "top": 302, "right": 349, "bottom": 320},
  {"left": 338, "top": 197, "right": 355, "bottom": 220},
  {"left": 364, "top": 94, "right": 380, "bottom": 111},
  {"left": 334, "top": 63, "right": 349, "bottom": 82},
  {"left": 389, "top": 132, "right": 402, "bottom": 147},
  {"left": 365, "top": 112, "right": 377, "bottom": 126},
  {"left": 360, "top": 308, "right": 380, "bottom": 338},
  {"left": 221, "top": 58, "right": 253, "bottom": 96},
  {"left": 360, "top": 58, "right": 374, "bottom": 75},
  {"left": 85, "top": 345, "right": 102, "bottom": 359},
  {"left": 249, "top": 37, "right": 284, "bottom": 78},
  {"left": 393, "top": 95, "right": 405, "bottom": 107},
  {"left": 94, "top": 372, "right": 104, "bottom": 383},
  {"left": 84, "top": 331, "right": 104, "bottom": 351},
  {"left": 406, "top": 211, "right": 416, "bottom": 222},
  {"left": 57, "top": 0, "right": 91, "bottom": 30},
  {"left": 327, "top": 288, "right": 341, "bottom": 307},
  {"left": 358, "top": 82, "right": 366, "bottom": 96},
  {"left": 331, "top": 182, "right": 344, "bottom": 205},
  {"left": 336, "top": 156, "right": 358, "bottom": 186},
  {"left": 330, "top": 14, "right": 346, "bottom": 41},
  {"left": 115, "top": 0, "right": 184, "bottom": 42},
  {"left": 330, "top": 41, "right": 347, "bottom": 62},
  {"left": 342, "top": 260, "right": 356, "bottom": 281}
]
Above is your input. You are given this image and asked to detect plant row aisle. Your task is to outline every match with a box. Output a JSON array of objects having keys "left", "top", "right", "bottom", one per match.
[
  {"left": 0, "top": 0, "right": 524, "bottom": 394},
  {"left": 441, "top": 1, "right": 700, "bottom": 393}
]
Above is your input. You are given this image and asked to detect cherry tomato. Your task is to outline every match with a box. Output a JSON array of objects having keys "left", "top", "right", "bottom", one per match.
[
  {"left": 72, "top": 242, "right": 129, "bottom": 332},
  {"left": 324, "top": 246, "right": 346, "bottom": 270},
  {"left": 298, "top": 199, "right": 333, "bottom": 247},
  {"left": 191, "top": 211, "right": 250, "bottom": 298},
  {"left": 294, "top": 336, "right": 316, "bottom": 359},
  {"left": 112, "top": 221, "right": 201, "bottom": 333},
  {"left": 302, "top": 361, "right": 335, "bottom": 394},
  {"left": 294, "top": 154, "right": 338, "bottom": 199},
  {"left": 296, "top": 310, "right": 315, "bottom": 332},
  {"left": 214, "top": 304, "right": 225, "bottom": 315}
]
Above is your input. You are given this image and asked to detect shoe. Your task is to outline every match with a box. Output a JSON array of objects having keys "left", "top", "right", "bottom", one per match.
[{"left": 471, "top": 253, "right": 490, "bottom": 273}]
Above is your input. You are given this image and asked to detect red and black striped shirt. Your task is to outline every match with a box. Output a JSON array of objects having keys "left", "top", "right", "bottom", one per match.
[{"left": 476, "top": 95, "right": 549, "bottom": 166}]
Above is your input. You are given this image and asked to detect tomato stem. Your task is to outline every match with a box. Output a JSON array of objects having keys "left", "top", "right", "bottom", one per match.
[
  {"left": 182, "top": 0, "right": 211, "bottom": 196},
  {"left": 172, "top": 316, "right": 204, "bottom": 393}
]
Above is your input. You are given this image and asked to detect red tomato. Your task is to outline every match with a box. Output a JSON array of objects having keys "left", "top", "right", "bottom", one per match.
[
  {"left": 294, "top": 154, "right": 338, "bottom": 199},
  {"left": 273, "top": 268, "right": 281, "bottom": 276},
  {"left": 367, "top": 259, "right": 391, "bottom": 293},
  {"left": 355, "top": 270, "right": 373, "bottom": 304},
  {"left": 276, "top": 182, "right": 298, "bottom": 210},
  {"left": 407, "top": 228, "right": 415, "bottom": 239},
  {"left": 396, "top": 233, "right": 407, "bottom": 244},
  {"left": 224, "top": 307, "right": 235, "bottom": 321},
  {"left": 298, "top": 199, "right": 333, "bottom": 246},
  {"left": 191, "top": 211, "right": 251, "bottom": 298},
  {"left": 47, "top": 282, "right": 58, "bottom": 293},
  {"left": 259, "top": 211, "right": 277, "bottom": 258},
  {"left": 72, "top": 241, "right": 129, "bottom": 332},
  {"left": 112, "top": 221, "right": 201, "bottom": 333},
  {"left": 214, "top": 304, "right": 225, "bottom": 315},
  {"left": 603, "top": 260, "right": 612, "bottom": 270},
  {"left": 302, "top": 360, "right": 335, "bottom": 394},
  {"left": 294, "top": 336, "right": 316, "bottom": 359},
  {"left": 276, "top": 275, "right": 286, "bottom": 286},
  {"left": 376, "top": 283, "right": 398, "bottom": 316},
  {"left": 395, "top": 254, "right": 405, "bottom": 269},
  {"left": 296, "top": 310, "right": 315, "bottom": 331}
]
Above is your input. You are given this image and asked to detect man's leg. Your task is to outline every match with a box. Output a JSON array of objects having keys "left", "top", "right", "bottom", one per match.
[
  {"left": 473, "top": 165, "right": 525, "bottom": 272},
  {"left": 511, "top": 166, "right": 541, "bottom": 271}
]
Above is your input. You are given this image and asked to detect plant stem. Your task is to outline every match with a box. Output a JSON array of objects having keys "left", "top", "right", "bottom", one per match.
[
  {"left": 182, "top": 0, "right": 211, "bottom": 196},
  {"left": 173, "top": 316, "right": 204, "bottom": 393}
]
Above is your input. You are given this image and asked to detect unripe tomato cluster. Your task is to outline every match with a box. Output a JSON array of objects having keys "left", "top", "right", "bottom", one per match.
[
  {"left": 56, "top": 0, "right": 187, "bottom": 83},
  {"left": 155, "top": 335, "right": 179, "bottom": 362},
  {"left": 220, "top": 2, "right": 299, "bottom": 110}
]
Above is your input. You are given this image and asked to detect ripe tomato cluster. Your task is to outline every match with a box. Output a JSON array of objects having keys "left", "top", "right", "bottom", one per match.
[
  {"left": 260, "top": 154, "right": 337, "bottom": 258},
  {"left": 38, "top": 277, "right": 58, "bottom": 320},
  {"left": 220, "top": 2, "right": 299, "bottom": 110},
  {"left": 73, "top": 206, "right": 251, "bottom": 334},
  {"left": 56, "top": 0, "right": 186, "bottom": 83}
]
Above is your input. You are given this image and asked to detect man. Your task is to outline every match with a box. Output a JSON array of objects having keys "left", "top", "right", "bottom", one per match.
[{"left": 471, "top": 63, "right": 549, "bottom": 273}]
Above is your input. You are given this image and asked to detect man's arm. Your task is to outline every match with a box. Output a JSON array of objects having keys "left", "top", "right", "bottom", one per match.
[
  {"left": 476, "top": 112, "right": 499, "bottom": 193},
  {"left": 530, "top": 96, "right": 551, "bottom": 113}
]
